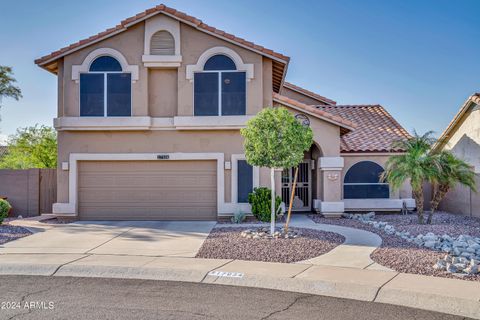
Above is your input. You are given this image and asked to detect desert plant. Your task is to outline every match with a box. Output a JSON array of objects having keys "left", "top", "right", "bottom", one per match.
[
  {"left": 381, "top": 131, "right": 438, "bottom": 224},
  {"left": 428, "top": 151, "right": 476, "bottom": 224},
  {"left": 241, "top": 107, "right": 313, "bottom": 233},
  {"left": 248, "top": 187, "right": 282, "bottom": 222},
  {"left": 231, "top": 211, "right": 247, "bottom": 224},
  {"left": 0, "top": 199, "right": 11, "bottom": 224}
]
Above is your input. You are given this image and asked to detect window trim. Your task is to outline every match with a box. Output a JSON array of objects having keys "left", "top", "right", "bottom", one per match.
[
  {"left": 343, "top": 160, "right": 390, "bottom": 199},
  {"left": 79, "top": 57, "right": 132, "bottom": 117},
  {"left": 72, "top": 48, "right": 139, "bottom": 83},
  {"left": 186, "top": 46, "right": 254, "bottom": 81},
  {"left": 231, "top": 154, "right": 260, "bottom": 204},
  {"left": 193, "top": 68, "right": 247, "bottom": 116}
]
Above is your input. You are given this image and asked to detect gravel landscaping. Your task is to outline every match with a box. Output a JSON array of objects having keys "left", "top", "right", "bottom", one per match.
[
  {"left": 310, "top": 212, "right": 480, "bottom": 281},
  {"left": 196, "top": 227, "right": 344, "bottom": 263},
  {"left": 0, "top": 224, "right": 32, "bottom": 244}
]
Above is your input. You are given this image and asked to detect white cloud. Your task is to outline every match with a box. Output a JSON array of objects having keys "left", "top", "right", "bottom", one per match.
[{"left": 0, "top": 134, "right": 8, "bottom": 146}]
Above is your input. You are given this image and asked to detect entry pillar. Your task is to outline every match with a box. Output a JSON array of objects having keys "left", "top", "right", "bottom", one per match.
[{"left": 315, "top": 157, "right": 344, "bottom": 218}]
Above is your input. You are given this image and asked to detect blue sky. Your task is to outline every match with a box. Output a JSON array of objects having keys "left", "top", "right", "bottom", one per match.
[{"left": 0, "top": 0, "right": 478, "bottom": 143}]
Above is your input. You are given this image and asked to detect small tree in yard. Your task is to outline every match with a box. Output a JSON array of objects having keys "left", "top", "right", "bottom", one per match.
[
  {"left": 241, "top": 107, "right": 313, "bottom": 234},
  {"left": 381, "top": 131, "right": 438, "bottom": 224},
  {"left": 428, "top": 150, "right": 476, "bottom": 224},
  {"left": 0, "top": 125, "right": 57, "bottom": 169}
]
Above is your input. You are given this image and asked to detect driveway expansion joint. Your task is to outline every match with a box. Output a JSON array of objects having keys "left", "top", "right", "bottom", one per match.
[{"left": 51, "top": 254, "right": 93, "bottom": 276}]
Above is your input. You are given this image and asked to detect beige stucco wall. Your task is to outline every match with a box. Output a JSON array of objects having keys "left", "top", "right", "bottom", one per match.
[
  {"left": 342, "top": 154, "right": 412, "bottom": 199},
  {"left": 57, "top": 130, "right": 279, "bottom": 205},
  {"left": 439, "top": 103, "right": 480, "bottom": 217},
  {"left": 280, "top": 86, "right": 328, "bottom": 106},
  {"left": 177, "top": 23, "right": 265, "bottom": 116},
  {"left": 442, "top": 104, "right": 480, "bottom": 172},
  {"left": 59, "top": 14, "right": 269, "bottom": 119},
  {"left": 62, "top": 23, "right": 148, "bottom": 117},
  {"left": 148, "top": 69, "right": 177, "bottom": 117}
]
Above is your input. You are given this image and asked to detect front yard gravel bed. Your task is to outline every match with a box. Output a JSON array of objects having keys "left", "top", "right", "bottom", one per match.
[
  {"left": 309, "top": 214, "right": 480, "bottom": 281},
  {"left": 0, "top": 224, "right": 32, "bottom": 244},
  {"left": 196, "top": 227, "right": 344, "bottom": 263}
]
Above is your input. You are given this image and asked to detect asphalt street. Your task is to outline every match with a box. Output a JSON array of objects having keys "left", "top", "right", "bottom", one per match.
[{"left": 0, "top": 275, "right": 467, "bottom": 320}]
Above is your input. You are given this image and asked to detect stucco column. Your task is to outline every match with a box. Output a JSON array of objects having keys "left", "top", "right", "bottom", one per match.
[{"left": 315, "top": 157, "right": 345, "bottom": 218}]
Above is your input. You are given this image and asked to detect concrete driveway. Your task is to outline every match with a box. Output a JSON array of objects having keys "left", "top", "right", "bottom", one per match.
[{"left": 0, "top": 220, "right": 216, "bottom": 257}]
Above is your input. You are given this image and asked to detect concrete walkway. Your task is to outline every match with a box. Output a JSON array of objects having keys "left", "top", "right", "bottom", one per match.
[{"left": 220, "top": 215, "right": 386, "bottom": 270}]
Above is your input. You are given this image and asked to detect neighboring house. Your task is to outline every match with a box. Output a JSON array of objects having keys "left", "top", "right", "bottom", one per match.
[
  {"left": 34, "top": 4, "right": 413, "bottom": 221},
  {"left": 433, "top": 93, "right": 480, "bottom": 217}
]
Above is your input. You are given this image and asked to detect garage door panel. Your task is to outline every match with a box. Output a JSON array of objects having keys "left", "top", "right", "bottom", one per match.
[{"left": 78, "top": 160, "right": 217, "bottom": 220}]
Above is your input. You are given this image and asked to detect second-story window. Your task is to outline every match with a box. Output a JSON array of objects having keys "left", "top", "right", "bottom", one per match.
[
  {"left": 194, "top": 54, "right": 246, "bottom": 116},
  {"left": 80, "top": 56, "right": 131, "bottom": 117}
]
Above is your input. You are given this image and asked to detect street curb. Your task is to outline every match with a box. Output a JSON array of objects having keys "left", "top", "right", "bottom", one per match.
[{"left": 0, "top": 256, "right": 478, "bottom": 319}]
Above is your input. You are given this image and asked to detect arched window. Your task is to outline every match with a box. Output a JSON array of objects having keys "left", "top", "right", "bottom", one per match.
[
  {"left": 150, "top": 31, "right": 175, "bottom": 55},
  {"left": 344, "top": 161, "right": 389, "bottom": 199},
  {"left": 194, "top": 54, "right": 246, "bottom": 116},
  {"left": 80, "top": 56, "right": 131, "bottom": 117}
]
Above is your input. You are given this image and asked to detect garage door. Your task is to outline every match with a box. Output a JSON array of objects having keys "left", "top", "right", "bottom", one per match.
[{"left": 78, "top": 160, "right": 217, "bottom": 220}]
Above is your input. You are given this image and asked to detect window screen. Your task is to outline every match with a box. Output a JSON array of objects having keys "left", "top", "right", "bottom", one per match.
[
  {"left": 107, "top": 73, "right": 131, "bottom": 116},
  {"left": 344, "top": 161, "right": 389, "bottom": 199},
  {"left": 80, "top": 73, "right": 104, "bottom": 116},
  {"left": 221, "top": 72, "right": 246, "bottom": 115},
  {"left": 237, "top": 160, "right": 253, "bottom": 203},
  {"left": 194, "top": 73, "right": 219, "bottom": 116},
  {"left": 204, "top": 55, "right": 236, "bottom": 70}
]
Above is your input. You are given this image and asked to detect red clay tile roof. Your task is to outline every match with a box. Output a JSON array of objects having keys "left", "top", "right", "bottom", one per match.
[
  {"left": 283, "top": 82, "right": 336, "bottom": 105},
  {"left": 433, "top": 93, "right": 480, "bottom": 151},
  {"left": 34, "top": 4, "right": 289, "bottom": 66},
  {"left": 272, "top": 93, "right": 356, "bottom": 133},
  {"left": 316, "top": 105, "right": 412, "bottom": 153}
]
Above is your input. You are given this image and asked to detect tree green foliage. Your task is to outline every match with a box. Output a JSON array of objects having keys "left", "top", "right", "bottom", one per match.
[
  {"left": 381, "top": 131, "right": 438, "bottom": 224},
  {"left": 248, "top": 187, "right": 282, "bottom": 222},
  {"left": 0, "top": 199, "right": 11, "bottom": 224},
  {"left": 0, "top": 125, "right": 57, "bottom": 169},
  {"left": 241, "top": 107, "right": 313, "bottom": 169},
  {"left": 241, "top": 107, "right": 313, "bottom": 231},
  {"left": 0, "top": 66, "right": 22, "bottom": 108},
  {"left": 428, "top": 150, "right": 476, "bottom": 223}
]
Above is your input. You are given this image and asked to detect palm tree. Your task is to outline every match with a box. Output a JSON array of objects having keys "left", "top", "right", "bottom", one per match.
[
  {"left": 381, "top": 131, "right": 438, "bottom": 224},
  {"left": 428, "top": 151, "right": 476, "bottom": 224}
]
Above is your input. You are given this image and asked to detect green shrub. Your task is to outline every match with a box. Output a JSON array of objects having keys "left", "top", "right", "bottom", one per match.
[
  {"left": 248, "top": 187, "right": 282, "bottom": 222},
  {"left": 0, "top": 199, "right": 11, "bottom": 224}
]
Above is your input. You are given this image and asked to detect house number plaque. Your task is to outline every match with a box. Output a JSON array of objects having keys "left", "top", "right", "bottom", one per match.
[{"left": 157, "top": 154, "right": 170, "bottom": 160}]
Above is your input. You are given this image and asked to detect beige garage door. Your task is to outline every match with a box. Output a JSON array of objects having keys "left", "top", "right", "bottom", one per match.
[{"left": 78, "top": 160, "right": 217, "bottom": 220}]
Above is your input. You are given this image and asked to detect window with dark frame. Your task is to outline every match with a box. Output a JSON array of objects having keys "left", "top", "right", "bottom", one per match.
[
  {"left": 343, "top": 161, "right": 389, "bottom": 199},
  {"left": 194, "top": 54, "right": 246, "bottom": 116},
  {"left": 80, "top": 56, "right": 131, "bottom": 117},
  {"left": 237, "top": 160, "right": 253, "bottom": 203}
]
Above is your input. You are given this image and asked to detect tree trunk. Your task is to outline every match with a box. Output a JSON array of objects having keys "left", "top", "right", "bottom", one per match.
[
  {"left": 413, "top": 185, "right": 424, "bottom": 224},
  {"left": 284, "top": 166, "right": 299, "bottom": 233},
  {"left": 428, "top": 184, "right": 449, "bottom": 224},
  {"left": 270, "top": 167, "right": 275, "bottom": 235}
]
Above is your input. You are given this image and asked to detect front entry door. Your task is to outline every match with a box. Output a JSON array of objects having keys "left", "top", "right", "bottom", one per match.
[{"left": 281, "top": 161, "right": 311, "bottom": 211}]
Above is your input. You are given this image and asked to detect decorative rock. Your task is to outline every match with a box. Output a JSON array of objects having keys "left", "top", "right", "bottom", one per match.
[
  {"left": 453, "top": 263, "right": 466, "bottom": 272},
  {"left": 464, "top": 264, "right": 479, "bottom": 275},
  {"left": 433, "top": 259, "right": 446, "bottom": 270},
  {"left": 424, "top": 241, "right": 436, "bottom": 249},
  {"left": 446, "top": 263, "right": 457, "bottom": 273}
]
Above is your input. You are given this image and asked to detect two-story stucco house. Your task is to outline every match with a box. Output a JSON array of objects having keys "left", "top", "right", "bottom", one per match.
[{"left": 34, "top": 4, "right": 414, "bottom": 221}]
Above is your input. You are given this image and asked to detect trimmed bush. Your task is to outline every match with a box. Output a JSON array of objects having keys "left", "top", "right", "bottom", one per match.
[
  {"left": 248, "top": 187, "right": 282, "bottom": 222},
  {"left": 0, "top": 199, "right": 11, "bottom": 224}
]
